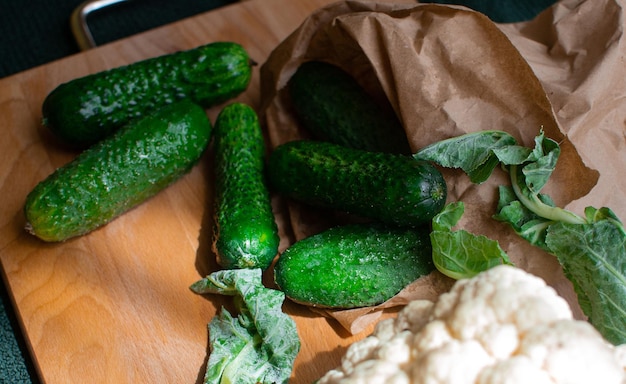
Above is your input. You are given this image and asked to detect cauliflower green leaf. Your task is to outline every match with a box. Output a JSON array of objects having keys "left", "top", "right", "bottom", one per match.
[
  {"left": 415, "top": 130, "right": 517, "bottom": 184},
  {"left": 431, "top": 202, "right": 512, "bottom": 280},
  {"left": 494, "top": 184, "right": 556, "bottom": 251},
  {"left": 546, "top": 216, "right": 626, "bottom": 346},
  {"left": 190, "top": 268, "right": 300, "bottom": 384},
  {"left": 415, "top": 128, "right": 626, "bottom": 345}
]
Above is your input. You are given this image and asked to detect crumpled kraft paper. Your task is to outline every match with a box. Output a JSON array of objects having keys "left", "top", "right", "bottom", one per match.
[{"left": 259, "top": 0, "right": 625, "bottom": 334}]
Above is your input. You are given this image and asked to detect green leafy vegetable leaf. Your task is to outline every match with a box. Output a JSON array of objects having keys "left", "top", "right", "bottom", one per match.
[
  {"left": 190, "top": 269, "right": 300, "bottom": 384},
  {"left": 508, "top": 164, "right": 586, "bottom": 225},
  {"left": 586, "top": 206, "right": 625, "bottom": 226},
  {"left": 494, "top": 185, "right": 555, "bottom": 251},
  {"left": 416, "top": 128, "right": 626, "bottom": 345},
  {"left": 490, "top": 131, "right": 584, "bottom": 225},
  {"left": 431, "top": 202, "right": 513, "bottom": 280},
  {"left": 518, "top": 137, "right": 559, "bottom": 194},
  {"left": 431, "top": 201, "right": 464, "bottom": 231},
  {"left": 546, "top": 217, "right": 626, "bottom": 345},
  {"left": 414, "top": 130, "right": 517, "bottom": 184},
  {"left": 491, "top": 130, "right": 559, "bottom": 194}
]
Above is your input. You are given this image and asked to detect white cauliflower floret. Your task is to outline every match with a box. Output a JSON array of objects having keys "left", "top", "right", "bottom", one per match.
[
  {"left": 433, "top": 265, "right": 572, "bottom": 342},
  {"left": 339, "top": 336, "right": 382, "bottom": 375},
  {"left": 477, "top": 356, "right": 554, "bottom": 384},
  {"left": 393, "top": 300, "right": 435, "bottom": 334},
  {"left": 326, "top": 333, "right": 412, "bottom": 384},
  {"left": 373, "top": 318, "right": 398, "bottom": 344},
  {"left": 375, "top": 330, "right": 412, "bottom": 366},
  {"left": 411, "top": 339, "right": 494, "bottom": 384},
  {"left": 411, "top": 319, "right": 453, "bottom": 355},
  {"left": 334, "top": 359, "right": 411, "bottom": 384},
  {"left": 519, "top": 320, "right": 624, "bottom": 383},
  {"left": 317, "top": 265, "right": 626, "bottom": 384}
]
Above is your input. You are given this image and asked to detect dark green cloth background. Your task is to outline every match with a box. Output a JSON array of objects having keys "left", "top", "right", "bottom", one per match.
[
  {"left": 0, "top": 0, "right": 238, "bottom": 79},
  {"left": 0, "top": 0, "right": 555, "bottom": 382}
]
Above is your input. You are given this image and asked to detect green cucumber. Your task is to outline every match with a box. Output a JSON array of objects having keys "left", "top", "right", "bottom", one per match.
[
  {"left": 288, "top": 61, "right": 411, "bottom": 154},
  {"left": 267, "top": 140, "right": 447, "bottom": 227},
  {"left": 43, "top": 41, "right": 251, "bottom": 148},
  {"left": 212, "top": 103, "right": 280, "bottom": 270},
  {"left": 24, "top": 99, "right": 212, "bottom": 242},
  {"left": 274, "top": 223, "right": 434, "bottom": 308}
]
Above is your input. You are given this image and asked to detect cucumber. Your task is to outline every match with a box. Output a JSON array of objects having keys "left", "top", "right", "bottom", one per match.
[
  {"left": 288, "top": 61, "right": 411, "bottom": 154},
  {"left": 24, "top": 99, "right": 212, "bottom": 242},
  {"left": 212, "top": 103, "right": 280, "bottom": 270},
  {"left": 267, "top": 140, "right": 447, "bottom": 227},
  {"left": 274, "top": 223, "right": 434, "bottom": 308},
  {"left": 43, "top": 41, "right": 252, "bottom": 148}
]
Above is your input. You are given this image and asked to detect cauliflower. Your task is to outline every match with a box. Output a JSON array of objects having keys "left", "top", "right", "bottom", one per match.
[{"left": 318, "top": 265, "right": 626, "bottom": 384}]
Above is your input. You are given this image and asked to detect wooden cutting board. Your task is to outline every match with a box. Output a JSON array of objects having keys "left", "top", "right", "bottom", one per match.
[{"left": 0, "top": 0, "right": 411, "bottom": 382}]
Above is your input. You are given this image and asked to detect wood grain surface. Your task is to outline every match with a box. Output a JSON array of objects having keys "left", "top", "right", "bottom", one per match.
[{"left": 0, "top": 0, "right": 404, "bottom": 382}]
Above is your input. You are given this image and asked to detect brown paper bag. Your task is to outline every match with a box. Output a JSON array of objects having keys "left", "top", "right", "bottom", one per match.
[
  {"left": 260, "top": 0, "right": 624, "bottom": 334},
  {"left": 498, "top": 0, "right": 626, "bottom": 217}
]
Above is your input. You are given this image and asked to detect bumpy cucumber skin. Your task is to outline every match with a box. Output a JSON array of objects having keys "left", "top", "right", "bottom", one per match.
[
  {"left": 212, "top": 103, "right": 280, "bottom": 270},
  {"left": 268, "top": 140, "right": 447, "bottom": 227},
  {"left": 24, "top": 100, "right": 212, "bottom": 242},
  {"left": 274, "top": 223, "right": 434, "bottom": 308},
  {"left": 43, "top": 42, "right": 251, "bottom": 148},
  {"left": 288, "top": 61, "right": 411, "bottom": 154}
]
